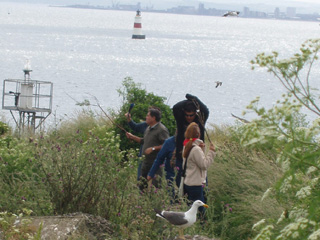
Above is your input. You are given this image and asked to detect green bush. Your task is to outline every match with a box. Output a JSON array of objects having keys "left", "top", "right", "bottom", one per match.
[
  {"left": 114, "top": 77, "right": 176, "bottom": 153},
  {"left": 0, "top": 121, "right": 9, "bottom": 136},
  {"left": 34, "top": 126, "right": 125, "bottom": 214},
  {"left": 0, "top": 136, "right": 51, "bottom": 215}
]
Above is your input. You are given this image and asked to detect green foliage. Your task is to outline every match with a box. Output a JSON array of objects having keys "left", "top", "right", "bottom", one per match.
[
  {"left": 0, "top": 108, "right": 289, "bottom": 240},
  {"left": 114, "top": 77, "right": 176, "bottom": 152},
  {"left": 0, "top": 136, "right": 51, "bottom": 215},
  {"left": 206, "top": 126, "right": 284, "bottom": 240},
  {"left": 243, "top": 39, "right": 320, "bottom": 240},
  {"left": 34, "top": 126, "right": 126, "bottom": 215},
  {"left": 0, "top": 209, "right": 41, "bottom": 239},
  {"left": 251, "top": 39, "right": 320, "bottom": 117},
  {"left": 0, "top": 121, "right": 9, "bottom": 136}
]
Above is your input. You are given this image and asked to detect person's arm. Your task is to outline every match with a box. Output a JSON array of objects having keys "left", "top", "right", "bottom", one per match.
[
  {"left": 147, "top": 141, "right": 170, "bottom": 179},
  {"left": 144, "top": 144, "right": 163, "bottom": 155},
  {"left": 127, "top": 115, "right": 148, "bottom": 134},
  {"left": 185, "top": 94, "right": 209, "bottom": 123},
  {"left": 173, "top": 100, "right": 188, "bottom": 125},
  {"left": 126, "top": 132, "right": 142, "bottom": 144},
  {"left": 192, "top": 145, "right": 216, "bottom": 170}
]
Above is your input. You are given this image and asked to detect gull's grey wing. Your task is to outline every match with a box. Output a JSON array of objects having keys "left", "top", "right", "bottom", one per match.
[{"left": 162, "top": 211, "right": 188, "bottom": 225}]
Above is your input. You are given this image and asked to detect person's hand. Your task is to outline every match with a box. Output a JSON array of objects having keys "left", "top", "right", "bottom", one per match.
[
  {"left": 186, "top": 93, "right": 195, "bottom": 100},
  {"left": 144, "top": 147, "right": 153, "bottom": 155},
  {"left": 209, "top": 143, "right": 216, "bottom": 152},
  {"left": 125, "top": 112, "right": 131, "bottom": 122},
  {"left": 126, "top": 132, "right": 133, "bottom": 140},
  {"left": 147, "top": 175, "right": 153, "bottom": 181},
  {"left": 199, "top": 142, "right": 205, "bottom": 150}
]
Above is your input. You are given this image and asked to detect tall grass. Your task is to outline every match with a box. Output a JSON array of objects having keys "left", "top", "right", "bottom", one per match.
[
  {"left": 205, "top": 124, "right": 284, "bottom": 240},
  {"left": 0, "top": 113, "right": 285, "bottom": 239}
]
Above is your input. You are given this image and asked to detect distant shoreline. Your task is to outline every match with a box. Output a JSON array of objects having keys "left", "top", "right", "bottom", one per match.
[{"left": 55, "top": 4, "right": 320, "bottom": 23}]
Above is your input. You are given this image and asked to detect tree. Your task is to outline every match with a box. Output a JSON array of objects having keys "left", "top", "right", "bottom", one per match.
[{"left": 113, "top": 77, "right": 176, "bottom": 155}]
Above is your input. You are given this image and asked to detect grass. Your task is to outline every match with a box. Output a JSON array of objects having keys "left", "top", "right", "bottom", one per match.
[{"left": 0, "top": 113, "right": 285, "bottom": 240}]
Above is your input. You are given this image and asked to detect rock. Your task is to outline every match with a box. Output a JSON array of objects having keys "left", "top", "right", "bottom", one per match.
[
  {"left": 25, "top": 213, "right": 114, "bottom": 240},
  {"left": 176, "top": 235, "right": 218, "bottom": 240},
  {"left": 16, "top": 213, "right": 218, "bottom": 240}
]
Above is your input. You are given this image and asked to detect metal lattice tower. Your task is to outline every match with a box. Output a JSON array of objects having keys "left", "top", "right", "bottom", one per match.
[{"left": 2, "top": 61, "right": 53, "bottom": 135}]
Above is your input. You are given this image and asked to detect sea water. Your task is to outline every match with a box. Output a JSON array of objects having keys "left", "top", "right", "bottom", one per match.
[{"left": 0, "top": 2, "right": 319, "bottom": 128}]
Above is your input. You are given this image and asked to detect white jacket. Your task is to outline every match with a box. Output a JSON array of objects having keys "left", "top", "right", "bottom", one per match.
[{"left": 182, "top": 139, "right": 216, "bottom": 186}]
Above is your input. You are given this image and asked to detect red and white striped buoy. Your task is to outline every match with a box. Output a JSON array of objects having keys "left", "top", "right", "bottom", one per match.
[{"left": 132, "top": 10, "right": 145, "bottom": 39}]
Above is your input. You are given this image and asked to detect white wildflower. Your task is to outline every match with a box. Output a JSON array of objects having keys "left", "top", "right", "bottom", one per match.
[
  {"left": 296, "top": 186, "right": 312, "bottom": 199},
  {"left": 253, "top": 225, "right": 274, "bottom": 240},
  {"left": 309, "top": 220, "right": 316, "bottom": 226},
  {"left": 281, "top": 159, "right": 291, "bottom": 172},
  {"left": 282, "top": 218, "right": 318, "bottom": 240},
  {"left": 279, "top": 222, "right": 299, "bottom": 238},
  {"left": 300, "top": 223, "right": 308, "bottom": 230},
  {"left": 311, "top": 118, "right": 320, "bottom": 128},
  {"left": 315, "top": 135, "right": 320, "bottom": 144},
  {"left": 277, "top": 211, "right": 286, "bottom": 224},
  {"left": 292, "top": 231, "right": 300, "bottom": 239},
  {"left": 280, "top": 175, "right": 293, "bottom": 193},
  {"left": 277, "top": 134, "right": 287, "bottom": 142},
  {"left": 289, "top": 207, "right": 308, "bottom": 220},
  {"left": 261, "top": 188, "right": 272, "bottom": 201},
  {"left": 308, "top": 229, "right": 320, "bottom": 240},
  {"left": 295, "top": 127, "right": 311, "bottom": 139},
  {"left": 307, "top": 166, "right": 318, "bottom": 175},
  {"left": 276, "top": 153, "right": 284, "bottom": 164},
  {"left": 252, "top": 219, "right": 266, "bottom": 230}
]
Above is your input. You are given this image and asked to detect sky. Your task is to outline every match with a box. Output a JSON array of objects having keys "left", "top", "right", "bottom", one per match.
[{"left": 1, "top": 0, "right": 320, "bottom": 14}]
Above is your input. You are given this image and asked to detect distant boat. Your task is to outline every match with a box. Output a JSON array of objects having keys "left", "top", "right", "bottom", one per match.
[{"left": 223, "top": 11, "right": 240, "bottom": 17}]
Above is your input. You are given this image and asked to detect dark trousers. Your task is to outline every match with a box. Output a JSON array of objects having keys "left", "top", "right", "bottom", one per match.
[
  {"left": 175, "top": 158, "right": 183, "bottom": 187},
  {"left": 184, "top": 184, "right": 206, "bottom": 216}
]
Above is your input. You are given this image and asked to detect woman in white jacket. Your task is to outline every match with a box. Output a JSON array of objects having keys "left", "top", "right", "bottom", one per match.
[{"left": 182, "top": 122, "right": 216, "bottom": 213}]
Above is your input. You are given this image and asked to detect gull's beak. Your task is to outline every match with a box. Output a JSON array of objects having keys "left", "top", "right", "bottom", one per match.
[{"left": 203, "top": 204, "right": 209, "bottom": 208}]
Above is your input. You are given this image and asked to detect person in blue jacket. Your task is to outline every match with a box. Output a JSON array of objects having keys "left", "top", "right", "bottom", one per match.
[{"left": 147, "top": 136, "right": 176, "bottom": 182}]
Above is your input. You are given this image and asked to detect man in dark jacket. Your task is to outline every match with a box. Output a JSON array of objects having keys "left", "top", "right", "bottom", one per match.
[{"left": 172, "top": 94, "right": 209, "bottom": 187}]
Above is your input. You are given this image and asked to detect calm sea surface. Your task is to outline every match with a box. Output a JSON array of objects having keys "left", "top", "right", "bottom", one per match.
[{"left": 0, "top": 3, "right": 320, "bottom": 128}]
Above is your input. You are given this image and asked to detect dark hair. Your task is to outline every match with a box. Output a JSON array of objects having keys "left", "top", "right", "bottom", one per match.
[
  {"left": 183, "top": 101, "right": 196, "bottom": 113},
  {"left": 149, "top": 108, "right": 161, "bottom": 122},
  {"left": 183, "top": 122, "right": 200, "bottom": 159}
]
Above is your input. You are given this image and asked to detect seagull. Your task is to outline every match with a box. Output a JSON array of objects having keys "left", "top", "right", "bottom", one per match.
[
  {"left": 155, "top": 200, "right": 209, "bottom": 240},
  {"left": 223, "top": 11, "right": 240, "bottom": 17},
  {"left": 215, "top": 81, "right": 222, "bottom": 88}
]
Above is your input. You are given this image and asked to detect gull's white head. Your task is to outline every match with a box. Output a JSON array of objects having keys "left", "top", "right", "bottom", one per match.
[{"left": 193, "top": 200, "right": 209, "bottom": 208}]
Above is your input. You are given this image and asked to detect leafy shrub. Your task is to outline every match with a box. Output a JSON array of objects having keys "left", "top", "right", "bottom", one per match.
[
  {"left": 244, "top": 39, "right": 320, "bottom": 240},
  {"left": 114, "top": 77, "right": 176, "bottom": 153},
  {"left": 34, "top": 126, "right": 126, "bottom": 214},
  {"left": 0, "top": 136, "right": 51, "bottom": 215},
  {"left": 0, "top": 121, "right": 9, "bottom": 136}
]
